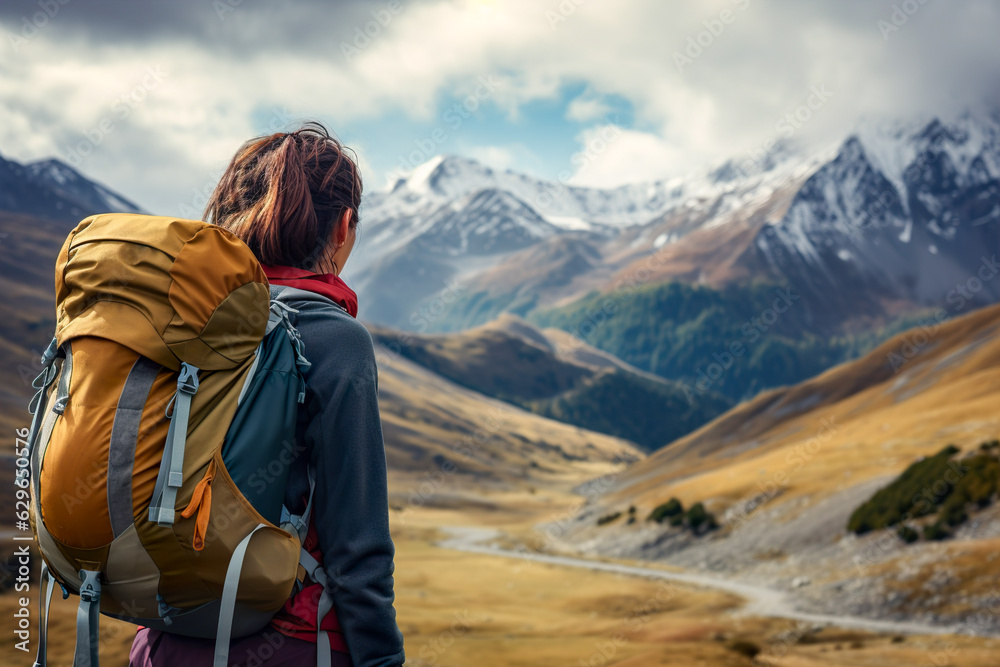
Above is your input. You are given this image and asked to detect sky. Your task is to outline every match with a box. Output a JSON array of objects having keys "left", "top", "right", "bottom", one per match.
[{"left": 1, "top": 0, "right": 998, "bottom": 217}]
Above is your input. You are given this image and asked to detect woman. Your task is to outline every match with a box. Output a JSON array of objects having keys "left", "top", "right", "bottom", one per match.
[{"left": 129, "top": 122, "right": 405, "bottom": 667}]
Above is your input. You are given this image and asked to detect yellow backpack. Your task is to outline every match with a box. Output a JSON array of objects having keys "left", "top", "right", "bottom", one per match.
[{"left": 25, "top": 213, "right": 320, "bottom": 667}]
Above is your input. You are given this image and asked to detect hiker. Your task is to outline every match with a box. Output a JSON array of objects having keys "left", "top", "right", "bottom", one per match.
[{"left": 128, "top": 122, "right": 406, "bottom": 666}]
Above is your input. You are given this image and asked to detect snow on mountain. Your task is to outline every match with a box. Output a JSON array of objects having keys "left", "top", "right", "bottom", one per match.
[
  {"left": 364, "top": 145, "right": 818, "bottom": 235},
  {"left": 353, "top": 144, "right": 825, "bottom": 271},
  {"left": 757, "top": 112, "right": 1000, "bottom": 311},
  {"left": 27, "top": 159, "right": 145, "bottom": 216},
  {"left": 0, "top": 153, "right": 145, "bottom": 223},
  {"left": 349, "top": 144, "right": 828, "bottom": 327},
  {"left": 854, "top": 111, "right": 1000, "bottom": 210},
  {"left": 415, "top": 188, "right": 560, "bottom": 256},
  {"left": 310, "top": 110, "right": 1000, "bottom": 330}
]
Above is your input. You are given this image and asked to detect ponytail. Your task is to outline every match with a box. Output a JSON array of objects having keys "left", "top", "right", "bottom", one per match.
[{"left": 205, "top": 122, "right": 362, "bottom": 272}]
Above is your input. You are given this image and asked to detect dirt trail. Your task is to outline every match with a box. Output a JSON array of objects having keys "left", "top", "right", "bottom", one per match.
[{"left": 437, "top": 526, "right": 988, "bottom": 638}]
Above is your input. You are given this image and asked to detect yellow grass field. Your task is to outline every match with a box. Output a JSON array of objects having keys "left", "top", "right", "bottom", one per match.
[{"left": 3, "top": 492, "right": 998, "bottom": 667}]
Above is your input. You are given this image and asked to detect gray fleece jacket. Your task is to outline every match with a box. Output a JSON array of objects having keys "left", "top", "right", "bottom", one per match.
[{"left": 271, "top": 284, "right": 405, "bottom": 667}]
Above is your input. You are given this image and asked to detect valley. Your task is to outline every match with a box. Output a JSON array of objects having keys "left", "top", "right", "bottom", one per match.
[{"left": 1, "top": 110, "right": 998, "bottom": 665}]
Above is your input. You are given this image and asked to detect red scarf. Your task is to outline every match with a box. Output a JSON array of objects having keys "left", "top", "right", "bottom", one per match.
[{"left": 260, "top": 264, "right": 358, "bottom": 318}]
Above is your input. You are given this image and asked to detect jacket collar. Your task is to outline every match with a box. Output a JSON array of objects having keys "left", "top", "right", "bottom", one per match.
[{"left": 259, "top": 264, "right": 359, "bottom": 318}]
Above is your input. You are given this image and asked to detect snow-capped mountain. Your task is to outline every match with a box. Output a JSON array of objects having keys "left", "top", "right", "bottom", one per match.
[
  {"left": 361, "top": 143, "right": 818, "bottom": 240},
  {"left": 366, "top": 153, "right": 666, "bottom": 232},
  {"left": 27, "top": 159, "right": 145, "bottom": 217},
  {"left": 757, "top": 111, "right": 1000, "bottom": 312},
  {"left": 0, "top": 153, "right": 145, "bottom": 223},
  {"left": 351, "top": 111, "right": 1000, "bottom": 330},
  {"left": 350, "top": 144, "right": 821, "bottom": 326}
]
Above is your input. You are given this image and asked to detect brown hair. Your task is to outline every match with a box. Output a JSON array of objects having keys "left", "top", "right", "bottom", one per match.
[{"left": 204, "top": 121, "right": 362, "bottom": 273}]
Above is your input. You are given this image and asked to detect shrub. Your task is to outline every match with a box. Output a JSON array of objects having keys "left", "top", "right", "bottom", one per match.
[
  {"left": 686, "top": 502, "right": 718, "bottom": 531},
  {"left": 956, "top": 454, "right": 998, "bottom": 507},
  {"left": 847, "top": 445, "right": 963, "bottom": 534},
  {"left": 647, "top": 498, "right": 684, "bottom": 523},
  {"left": 726, "top": 640, "right": 761, "bottom": 659},
  {"left": 847, "top": 443, "right": 1000, "bottom": 542},
  {"left": 941, "top": 503, "right": 968, "bottom": 527},
  {"left": 923, "top": 522, "right": 951, "bottom": 541},
  {"left": 597, "top": 511, "right": 622, "bottom": 526}
]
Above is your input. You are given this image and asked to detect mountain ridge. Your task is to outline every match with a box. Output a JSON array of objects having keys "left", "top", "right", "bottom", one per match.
[{"left": 0, "top": 152, "right": 145, "bottom": 223}]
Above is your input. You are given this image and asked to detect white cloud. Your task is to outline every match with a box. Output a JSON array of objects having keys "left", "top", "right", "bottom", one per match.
[
  {"left": 464, "top": 145, "right": 516, "bottom": 171},
  {"left": 567, "top": 125, "right": 686, "bottom": 188},
  {"left": 0, "top": 0, "right": 997, "bottom": 213},
  {"left": 565, "top": 88, "right": 614, "bottom": 123}
]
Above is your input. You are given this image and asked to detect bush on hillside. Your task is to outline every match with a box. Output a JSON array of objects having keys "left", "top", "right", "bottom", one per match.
[
  {"left": 686, "top": 502, "right": 719, "bottom": 532},
  {"left": 896, "top": 525, "right": 919, "bottom": 543},
  {"left": 848, "top": 442, "right": 999, "bottom": 543},
  {"left": 647, "top": 498, "right": 684, "bottom": 523},
  {"left": 847, "top": 445, "right": 960, "bottom": 534},
  {"left": 923, "top": 522, "right": 951, "bottom": 541},
  {"left": 596, "top": 511, "right": 622, "bottom": 526}
]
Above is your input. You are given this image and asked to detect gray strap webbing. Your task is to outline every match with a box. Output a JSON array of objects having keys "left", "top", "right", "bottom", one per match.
[
  {"left": 280, "top": 465, "right": 317, "bottom": 542},
  {"left": 214, "top": 524, "right": 267, "bottom": 667},
  {"left": 31, "top": 563, "right": 56, "bottom": 667},
  {"left": 316, "top": 587, "right": 335, "bottom": 667},
  {"left": 26, "top": 338, "right": 66, "bottom": 462},
  {"left": 30, "top": 344, "right": 71, "bottom": 499},
  {"left": 26, "top": 365, "right": 57, "bottom": 457},
  {"left": 149, "top": 363, "right": 199, "bottom": 526},
  {"left": 298, "top": 548, "right": 329, "bottom": 589},
  {"left": 147, "top": 414, "right": 175, "bottom": 522},
  {"left": 108, "top": 356, "right": 160, "bottom": 537},
  {"left": 51, "top": 340, "right": 73, "bottom": 416},
  {"left": 73, "top": 570, "right": 101, "bottom": 667},
  {"left": 265, "top": 306, "right": 286, "bottom": 335},
  {"left": 26, "top": 364, "right": 57, "bottom": 473},
  {"left": 269, "top": 296, "right": 312, "bottom": 402},
  {"left": 297, "top": 544, "right": 334, "bottom": 667},
  {"left": 236, "top": 341, "right": 264, "bottom": 406}
]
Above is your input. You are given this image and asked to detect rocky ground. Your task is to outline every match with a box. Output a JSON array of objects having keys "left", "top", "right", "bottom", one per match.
[{"left": 535, "top": 476, "right": 1000, "bottom": 636}]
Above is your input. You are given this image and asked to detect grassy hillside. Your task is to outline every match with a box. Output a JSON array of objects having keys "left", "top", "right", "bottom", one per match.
[
  {"left": 526, "top": 370, "right": 728, "bottom": 451},
  {"left": 601, "top": 301, "right": 1000, "bottom": 503},
  {"left": 370, "top": 315, "right": 730, "bottom": 450},
  {"left": 525, "top": 280, "right": 928, "bottom": 404},
  {"left": 374, "top": 341, "right": 642, "bottom": 497},
  {"left": 0, "top": 212, "right": 73, "bottom": 435},
  {"left": 559, "top": 301, "right": 1000, "bottom": 626}
]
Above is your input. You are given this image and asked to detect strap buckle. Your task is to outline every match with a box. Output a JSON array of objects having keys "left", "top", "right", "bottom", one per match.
[
  {"left": 78, "top": 570, "right": 101, "bottom": 603},
  {"left": 177, "top": 363, "right": 199, "bottom": 395},
  {"left": 39, "top": 337, "right": 61, "bottom": 368}
]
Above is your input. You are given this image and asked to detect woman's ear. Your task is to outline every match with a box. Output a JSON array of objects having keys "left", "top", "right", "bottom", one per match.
[{"left": 334, "top": 209, "right": 352, "bottom": 248}]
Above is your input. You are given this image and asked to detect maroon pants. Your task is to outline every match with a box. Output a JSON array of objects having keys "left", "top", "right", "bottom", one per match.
[{"left": 129, "top": 626, "right": 353, "bottom": 667}]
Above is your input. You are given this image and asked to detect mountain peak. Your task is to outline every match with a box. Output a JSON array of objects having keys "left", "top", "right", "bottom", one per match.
[
  {"left": 851, "top": 109, "right": 1000, "bottom": 199},
  {"left": 0, "top": 151, "right": 145, "bottom": 222},
  {"left": 27, "top": 158, "right": 85, "bottom": 187},
  {"left": 397, "top": 153, "right": 500, "bottom": 197}
]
